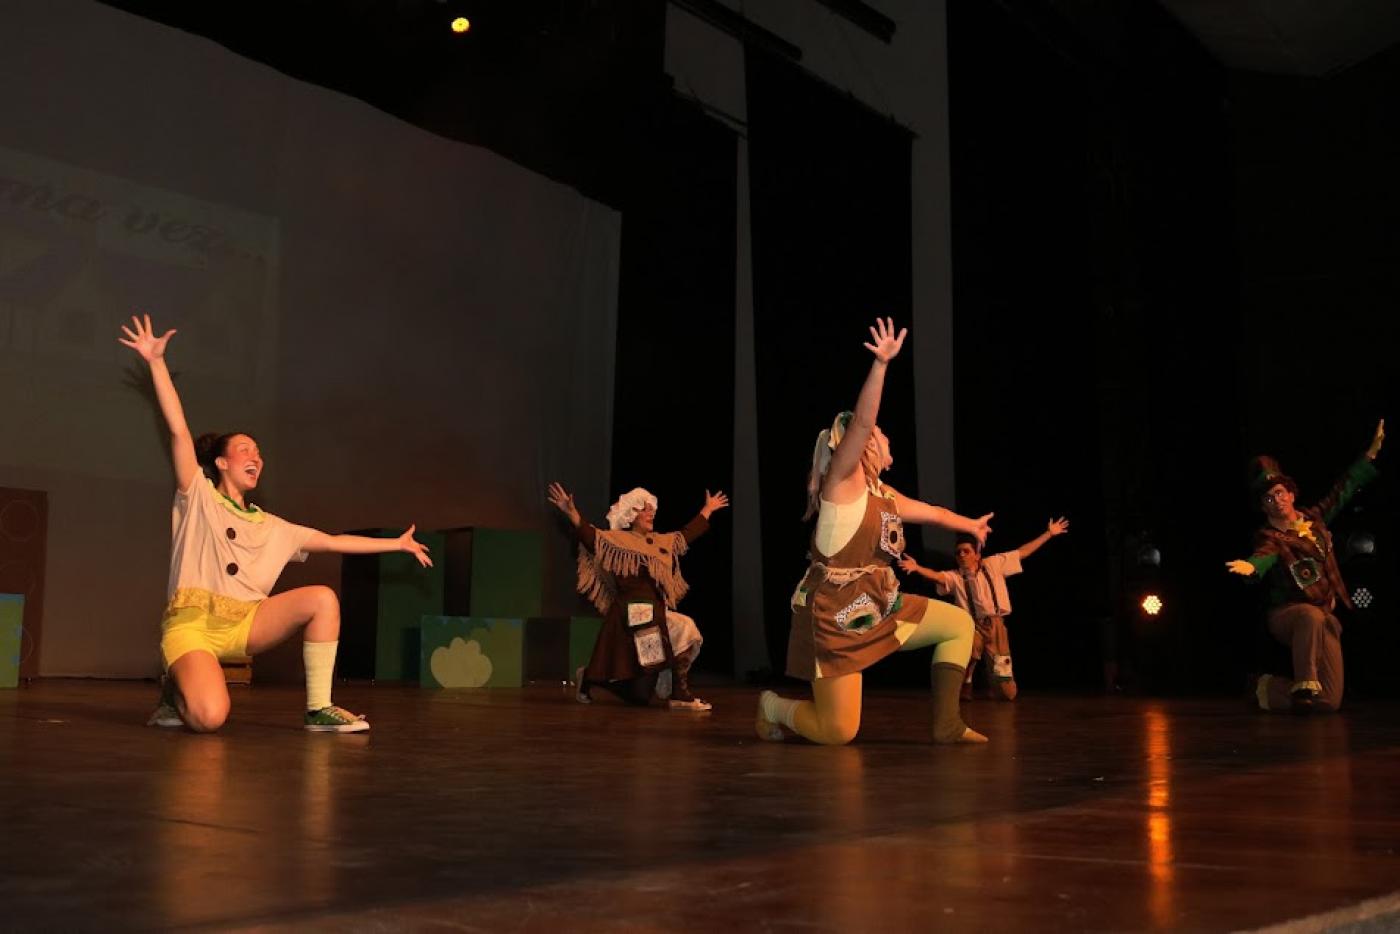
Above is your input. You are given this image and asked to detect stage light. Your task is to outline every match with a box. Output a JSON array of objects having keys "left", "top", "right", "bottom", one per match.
[
  {"left": 451, "top": 17, "right": 471, "bottom": 33},
  {"left": 1137, "top": 545, "right": 1161, "bottom": 568},
  {"left": 1346, "top": 531, "right": 1376, "bottom": 557},
  {"left": 1353, "top": 586, "right": 1374, "bottom": 609},
  {"left": 1141, "top": 594, "right": 1163, "bottom": 616}
]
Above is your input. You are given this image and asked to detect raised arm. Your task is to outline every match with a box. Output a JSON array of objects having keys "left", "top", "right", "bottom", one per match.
[
  {"left": 118, "top": 314, "right": 199, "bottom": 492},
  {"left": 888, "top": 488, "right": 993, "bottom": 547},
  {"left": 1316, "top": 418, "right": 1384, "bottom": 523},
  {"left": 1017, "top": 517, "right": 1069, "bottom": 560},
  {"left": 823, "top": 318, "right": 907, "bottom": 503},
  {"left": 302, "top": 525, "right": 432, "bottom": 567}
]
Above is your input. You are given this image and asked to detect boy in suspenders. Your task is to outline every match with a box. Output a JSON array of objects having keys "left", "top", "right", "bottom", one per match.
[{"left": 899, "top": 518, "right": 1068, "bottom": 700}]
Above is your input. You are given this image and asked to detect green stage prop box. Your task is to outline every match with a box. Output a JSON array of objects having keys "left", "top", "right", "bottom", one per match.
[
  {"left": 0, "top": 594, "right": 22, "bottom": 688},
  {"left": 421, "top": 617, "right": 524, "bottom": 688},
  {"left": 341, "top": 530, "right": 446, "bottom": 682},
  {"left": 421, "top": 616, "right": 602, "bottom": 688},
  {"left": 341, "top": 528, "right": 544, "bottom": 682},
  {"left": 468, "top": 529, "right": 543, "bottom": 618}
]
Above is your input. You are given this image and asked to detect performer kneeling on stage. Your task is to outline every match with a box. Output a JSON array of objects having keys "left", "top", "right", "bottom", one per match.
[
  {"left": 1226, "top": 419, "right": 1383, "bottom": 714},
  {"left": 121, "top": 315, "right": 432, "bottom": 733},
  {"left": 756, "top": 317, "right": 991, "bottom": 746},
  {"left": 548, "top": 482, "right": 728, "bottom": 711},
  {"left": 898, "top": 516, "right": 1069, "bottom": 701}
]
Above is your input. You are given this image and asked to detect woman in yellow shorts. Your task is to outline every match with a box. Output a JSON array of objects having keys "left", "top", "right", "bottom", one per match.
[{"left": 120, "top": 315, "right": 432, "bottom": 733}]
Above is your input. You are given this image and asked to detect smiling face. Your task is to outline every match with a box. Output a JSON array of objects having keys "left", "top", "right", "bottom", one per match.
[
  {"left": 630, "top": 501, "right": 657, "bottom": 534},
  {"left": 215, "top": 434, "right": 263, "bottom": 494}
]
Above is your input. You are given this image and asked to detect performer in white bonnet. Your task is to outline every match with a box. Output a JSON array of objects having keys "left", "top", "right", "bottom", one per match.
[{"left": 549, "top": 482, "right": 727, "bottom": 711}]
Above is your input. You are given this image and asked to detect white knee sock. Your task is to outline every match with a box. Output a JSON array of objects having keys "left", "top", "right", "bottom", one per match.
[
  {"left": 303, "top": 640, "right": 338, "bottom": 711},
  {"left": 760, "top": 690, "right": 801, "bottom": 730}
]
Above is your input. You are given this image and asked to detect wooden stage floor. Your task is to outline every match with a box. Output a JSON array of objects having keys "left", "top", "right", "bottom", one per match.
[{"left": 3, "top": 680, "right": 1400, "bottom": 932}]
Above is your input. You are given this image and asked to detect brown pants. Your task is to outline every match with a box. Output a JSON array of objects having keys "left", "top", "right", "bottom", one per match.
[
  {"left": 966, "top": 615, "right": 1017, "bottom": 701},
  {"left": 1262, "top": 603, "right": 1344, "bottom": 713}
]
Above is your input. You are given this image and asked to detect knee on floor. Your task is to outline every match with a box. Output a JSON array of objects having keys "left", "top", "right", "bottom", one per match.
[
  {"left": 183, "top": 695, "right": 230, "bottom": 733},
  {"left": 817, "top": 718, "right": 861, "bottom": 746}
]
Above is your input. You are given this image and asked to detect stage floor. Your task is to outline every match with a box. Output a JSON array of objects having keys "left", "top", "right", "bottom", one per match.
[{"left": 3, "top": 681, "right": 1399, "bottom": 932}]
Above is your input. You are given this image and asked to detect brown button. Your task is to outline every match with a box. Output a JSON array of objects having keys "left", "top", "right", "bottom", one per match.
[
  {"left": 226, "top": 563, "right": 239, "bottom": 576},
  {"left": 646, "top": 537, "right": 654, "bottom": 545},
  {"left": 226, "top": 527, "right": 237, "bottom": 540}
]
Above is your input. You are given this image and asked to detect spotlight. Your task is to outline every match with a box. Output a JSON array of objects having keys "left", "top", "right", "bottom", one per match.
[
  {"left": 1346, "top": 531, "right": 1376, "bottom": 557},
  {"left": 1353, "top": 586, "right": 1374, "bottom": 609},
  {"left": 1137, "top": 545, "right": 1161, "bottom": 568},
  {"left": 451, "top": 16, "right": 471, "bottom": 33},
  {"left": 1141, "top": 594, "right": 1163, "bottom": 616}
]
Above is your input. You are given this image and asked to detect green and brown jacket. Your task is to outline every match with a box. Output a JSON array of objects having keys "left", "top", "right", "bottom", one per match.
[{"left": 1247, "top": 457, "right": 1378, "bottom": 610}]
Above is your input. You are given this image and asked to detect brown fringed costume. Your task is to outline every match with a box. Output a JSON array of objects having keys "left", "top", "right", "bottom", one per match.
[{"left": 574, "top": 515, "right": 708, "bottom": 703}]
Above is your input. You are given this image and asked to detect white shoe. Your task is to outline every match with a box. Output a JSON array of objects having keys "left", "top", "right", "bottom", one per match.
[{"left": 755, "top": 691, "right": 785, "bottom": 742}]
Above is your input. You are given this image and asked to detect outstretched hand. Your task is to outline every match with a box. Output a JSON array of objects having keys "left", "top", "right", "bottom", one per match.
[
  {"left": 971, "top": 512, "right": 994, "bottom": 548},
  {"left": 863, "top": 317, "right": 907, "bottom": 364},
  {"left": 1225, "top": 559, "right": 1255, "bottom": 577},
  {"left": 1367, "top": 418, "right": 1385, "bottom": 460},
  {"left": 1047, "top": 517, "right": 1070, "bottom": 536},
  {"left": 398, "top": 525, "right": 433, "bottom": 568},
  {"left": 118, "top": 313, "right": 177, "bottom": 363},
  {"left": 701, "top": 489, "right": 730, "bottom": 519},
  {"left": 547, "top": 482, "right": 581, "bottom": 524},
  {"left": 896, "top": 553, "right": 922, "bottom": 574}
]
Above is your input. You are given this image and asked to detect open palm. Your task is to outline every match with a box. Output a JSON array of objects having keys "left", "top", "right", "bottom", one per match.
[{"left": 118, "top": 314, "right": 176, "bottom": 362}]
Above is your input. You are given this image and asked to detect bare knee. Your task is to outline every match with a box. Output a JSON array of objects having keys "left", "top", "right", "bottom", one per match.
[
  {"left": 183, "top": 694, "right": 230, "bottom": 733},
  {"left": 307, "top": 585, "right": 339, "bottom": 616}
]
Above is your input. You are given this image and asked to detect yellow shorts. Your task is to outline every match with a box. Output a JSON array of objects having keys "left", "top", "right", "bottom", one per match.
[{"left": 160, "top": 600, "right": 260, "bottom": 669}]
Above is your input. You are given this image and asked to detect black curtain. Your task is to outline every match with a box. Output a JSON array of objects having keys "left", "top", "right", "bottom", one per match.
[
  {"left": 612, "top": 98, "right": 738, "bottom": 674},
  {"left": 949, "top": 0, "right": 1244, "bottom": 694},
  {"left": 747, "top": 50, "right": 916, "bottom": 680}
]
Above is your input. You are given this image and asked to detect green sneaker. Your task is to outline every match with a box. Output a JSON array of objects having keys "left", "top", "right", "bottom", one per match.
[
  {"left": 146, "top": 677, "right": 184, "bottom": 728},
  {"left": 304, "top": 705, "right": 370, "bottom": 733}
]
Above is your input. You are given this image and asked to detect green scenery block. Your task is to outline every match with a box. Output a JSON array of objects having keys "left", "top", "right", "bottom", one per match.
[
  {"left": 468, "top": 529, "right": 543, "bottom": 618},
  {"left": 0, "top": 594, "right": 23, "bottom": 689},
  {"left": 568, "top": 616, "right": 602, "bottom": 677},
  {"left": 372, "top": 532, "right": 445, "bottom": 683},
  {"left": 420, "top": 616, "right": 523, "bottom": 689}
]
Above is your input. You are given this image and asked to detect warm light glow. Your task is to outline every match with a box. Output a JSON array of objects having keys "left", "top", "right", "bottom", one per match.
[
  {"left": 451, "top": 17, "right": 471, "bottom": 33},
  {"left": 1144, "top": 707, "right": 1175, "bottom": 925},
  {"left": 1141, "top": 594, "right": 1163, "bottom": 616}
]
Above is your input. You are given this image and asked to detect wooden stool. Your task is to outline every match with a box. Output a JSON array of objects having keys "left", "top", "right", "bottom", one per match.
[{"left": 221, "top": 655, "right": 252, "bottom": 685}]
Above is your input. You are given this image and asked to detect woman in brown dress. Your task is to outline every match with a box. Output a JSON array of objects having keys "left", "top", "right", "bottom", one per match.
[
  {"left": 756, "top": 317, "right": 990, "bottom": 745},
  {"left": 547, "top": 482, "right": 728, "bottom": 710}
]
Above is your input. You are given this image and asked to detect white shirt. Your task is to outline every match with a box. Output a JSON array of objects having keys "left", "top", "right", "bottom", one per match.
[
  {"left": 168, "top": 477, "right": 313, "bottom": 603},
  {"left": 929, "top": 551, "right": 1022, "bottom": 620}
]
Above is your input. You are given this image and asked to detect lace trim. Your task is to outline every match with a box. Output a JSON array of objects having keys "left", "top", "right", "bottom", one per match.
[
  {"left": 834, "top": 593, "right": 879, "bottom": 632},
  {"left": 166, "top": 587, "right": 260, "bottom": 623},
  {"left": 879, "top": 511, "right": 905, "bottom": 558}
]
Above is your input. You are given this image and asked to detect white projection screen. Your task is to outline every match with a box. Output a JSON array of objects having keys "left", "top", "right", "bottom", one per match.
[{"left": 0, "top": 0, "right": 620, "bottom": 676}]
